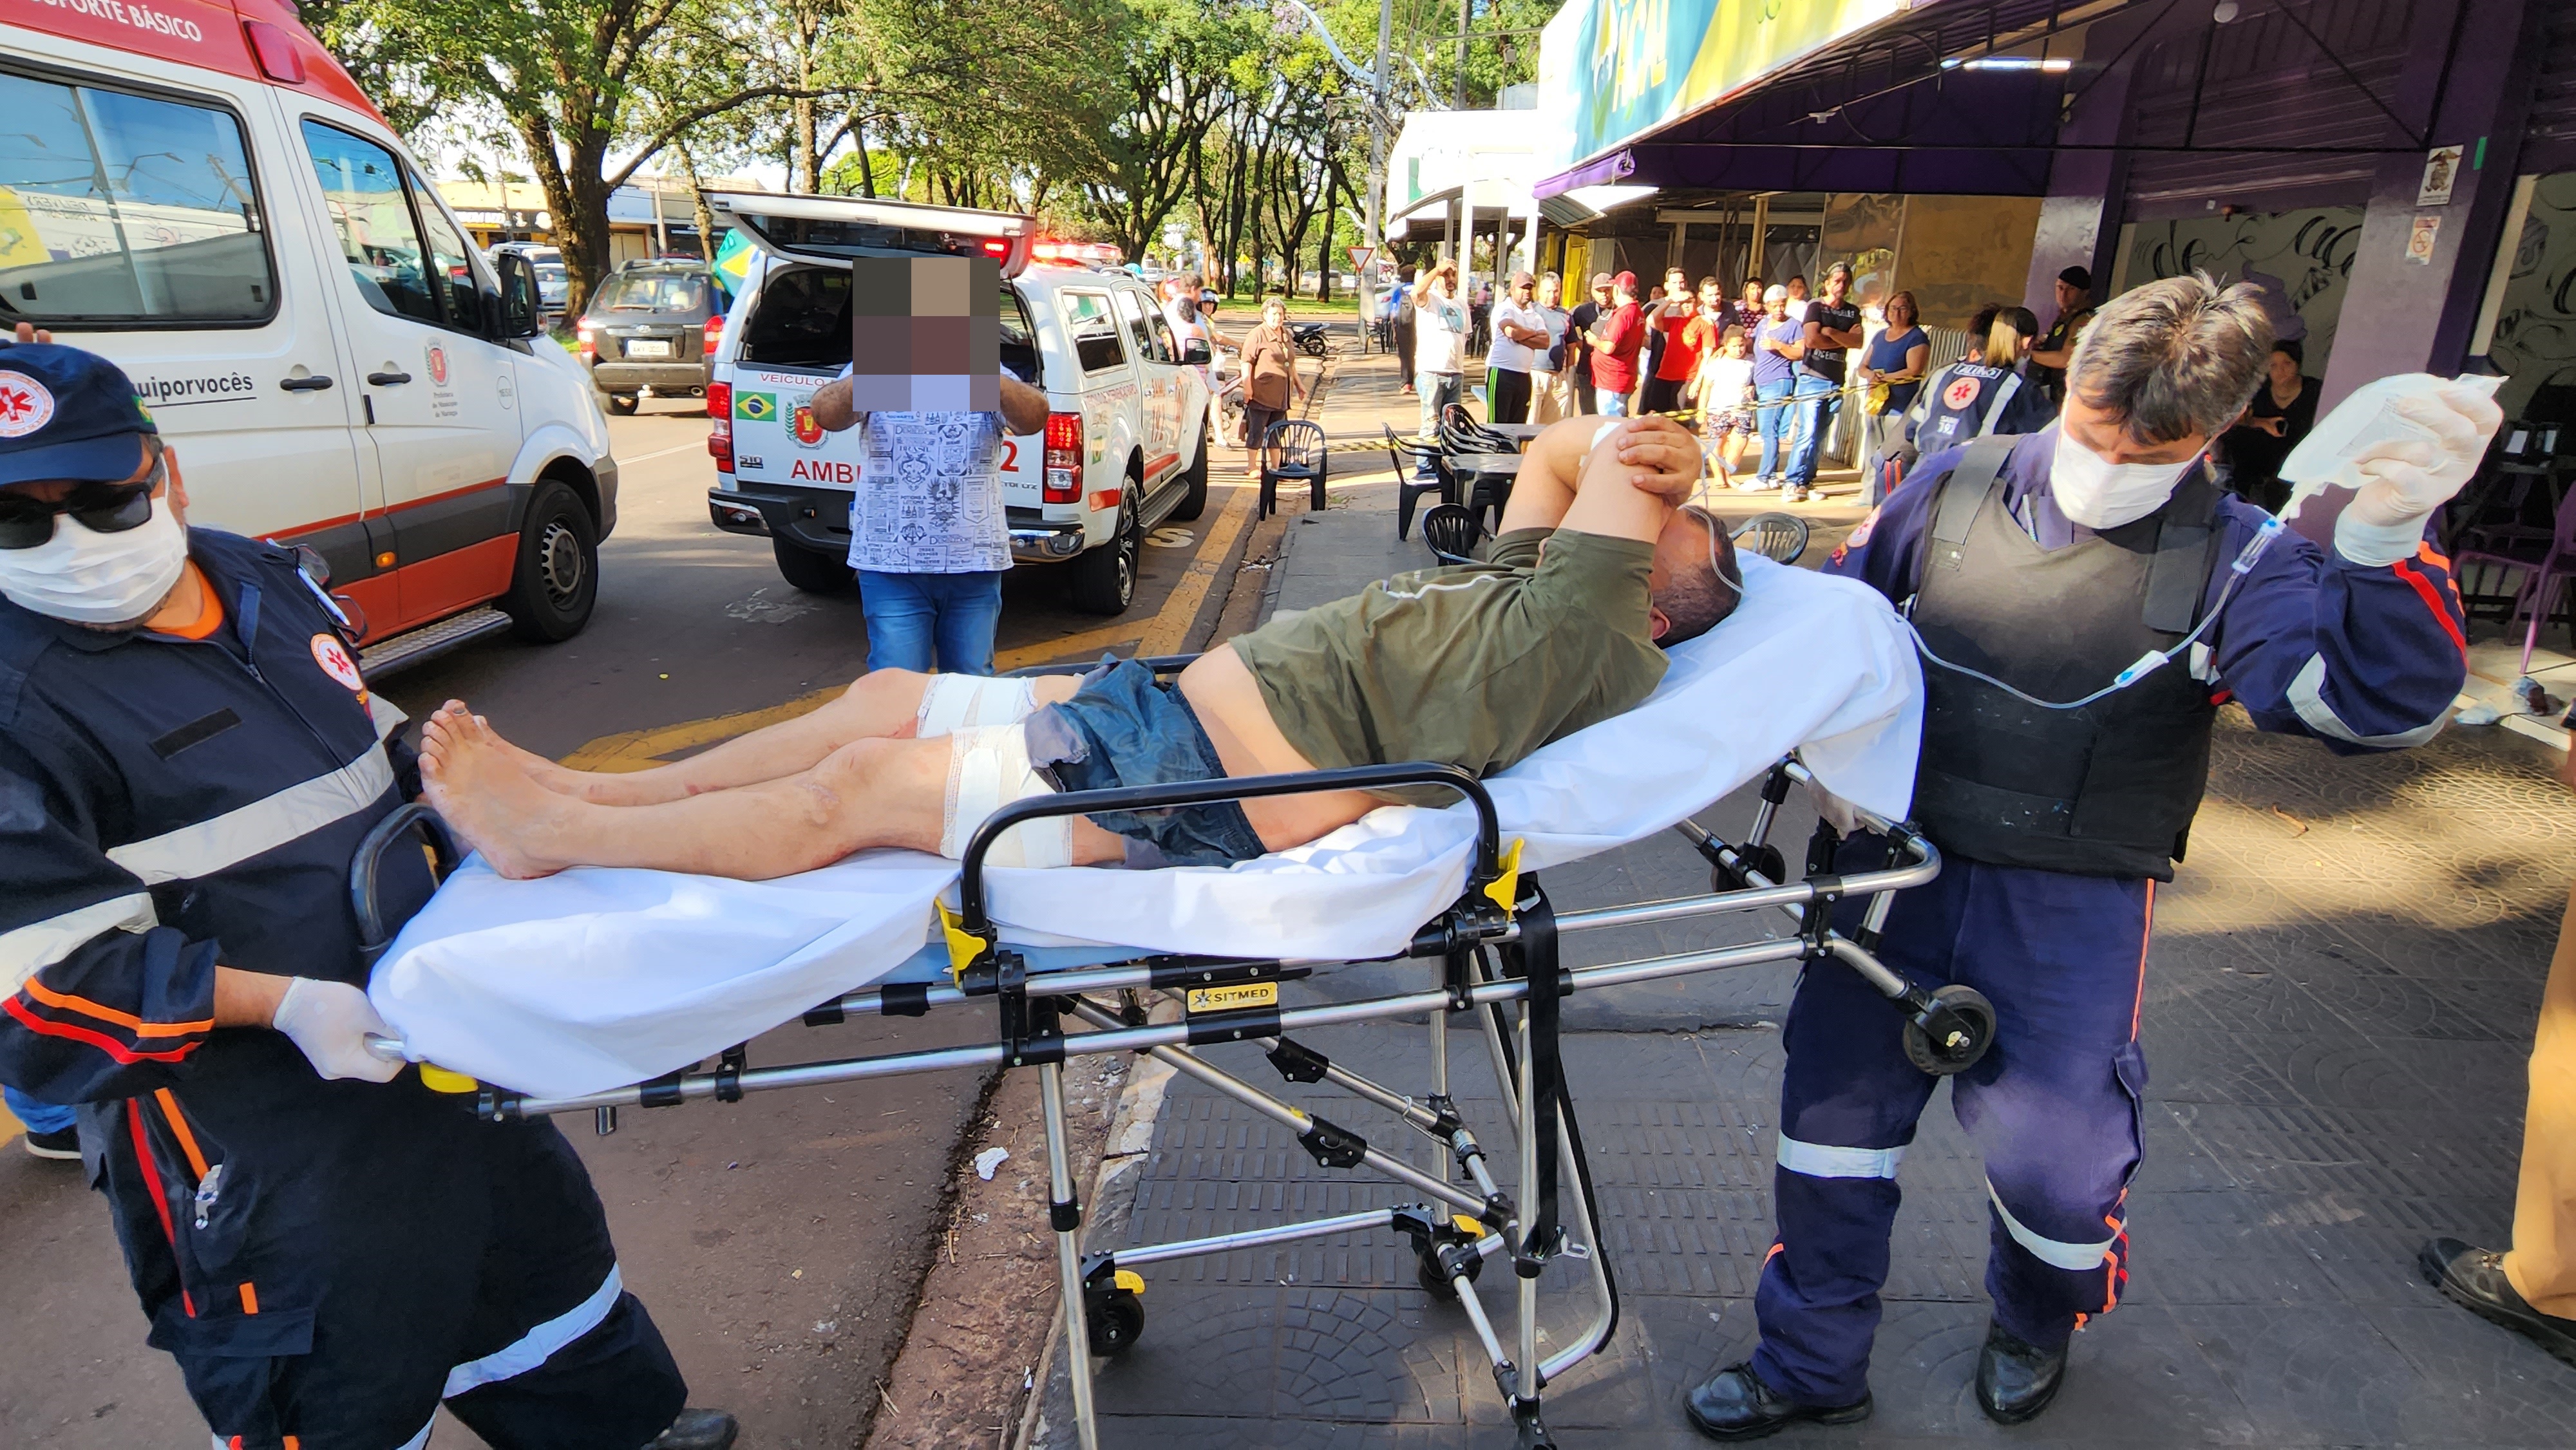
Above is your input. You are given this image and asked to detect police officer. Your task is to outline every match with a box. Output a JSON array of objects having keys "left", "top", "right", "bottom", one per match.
[
  {"left": 0, "top": 340, "right": 737, "bottom": 1450},
  {"left": 2027, "top": 264, "right": 2099, "bottom": 406},
  {"left": 1685, "top": 275, "right": 2497, "bottom": 1439}
]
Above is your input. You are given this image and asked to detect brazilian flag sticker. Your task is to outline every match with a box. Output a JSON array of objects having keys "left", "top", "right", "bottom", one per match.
[{"left": 734, "top": 391, "right": 777, "bottom": 422}]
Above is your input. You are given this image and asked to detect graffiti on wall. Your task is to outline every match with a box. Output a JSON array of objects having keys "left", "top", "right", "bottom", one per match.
[
  {"left": 2483, "top": 173, "right": 2576, "bottom": 421},
  {"left": 2118, "top": 208, "right": 2361, "bottom": 373}
]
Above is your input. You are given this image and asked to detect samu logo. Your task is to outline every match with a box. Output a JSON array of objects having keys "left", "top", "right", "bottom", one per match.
[{"left": 0, "top": 371, "right": 55, "bottom": 437}]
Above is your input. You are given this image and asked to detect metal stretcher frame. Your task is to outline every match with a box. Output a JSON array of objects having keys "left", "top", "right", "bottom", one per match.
[{"left": 354, "top": 672, "right": 1990, "bottom": 1450}]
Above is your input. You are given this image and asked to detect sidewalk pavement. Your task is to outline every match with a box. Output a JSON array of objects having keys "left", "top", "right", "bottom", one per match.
[{"left": 1036, "top": 461, "right": 2576, "bottom": 1445}]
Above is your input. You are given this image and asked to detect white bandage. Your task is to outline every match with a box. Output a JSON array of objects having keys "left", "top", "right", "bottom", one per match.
[
  {"left": 916, "top": 675, "right": 1040, "bottom": 739},
  {"left": 938, "top": 724, "right": 1074, "bottom": 868}
]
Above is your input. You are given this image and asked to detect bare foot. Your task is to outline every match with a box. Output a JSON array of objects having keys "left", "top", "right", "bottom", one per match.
[
  {"left": 424, "top": 699, "right": 609, "bottom": 800},
  {"left": 419, "top": 708, "right": 584, "bottom": 880}
]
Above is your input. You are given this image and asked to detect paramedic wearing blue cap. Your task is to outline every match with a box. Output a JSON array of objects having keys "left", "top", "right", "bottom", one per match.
[
  {"left": 0, "top": 335, "right": 736, "bottom": 1450},
  {"left": 1686, "top": 274, "right": 2499, "bottom": 1439}
]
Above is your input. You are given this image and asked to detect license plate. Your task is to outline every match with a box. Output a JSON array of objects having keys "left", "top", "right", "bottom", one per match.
[
  {"left": 1186, "top": 982, "right": 1277, "bottom": 1013},
  {"left": 625, "top": 339, "right": 673, "bottom": 358}
]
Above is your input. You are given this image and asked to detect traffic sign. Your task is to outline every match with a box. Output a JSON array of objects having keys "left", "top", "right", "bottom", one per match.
[{"left": 1347, "top": 245, "right": 1374, "bottom": 271}]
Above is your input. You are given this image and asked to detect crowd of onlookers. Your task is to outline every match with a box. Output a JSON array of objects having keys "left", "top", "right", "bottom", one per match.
[{"left": 1375, "top": 256, "right": 2322, "bottom": 510}]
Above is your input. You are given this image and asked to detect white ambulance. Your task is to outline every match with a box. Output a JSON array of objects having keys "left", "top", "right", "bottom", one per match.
[
  {"left": 701, "top": 193, "right": 1212, "bottom": 616},
  {"left": 1, "top": 0, "right": 618, "bottom": 671}
]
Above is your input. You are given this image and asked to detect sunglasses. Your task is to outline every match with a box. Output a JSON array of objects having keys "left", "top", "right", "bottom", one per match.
[{"left": 0, "top": 452, "right": 166, "bottom": 551}]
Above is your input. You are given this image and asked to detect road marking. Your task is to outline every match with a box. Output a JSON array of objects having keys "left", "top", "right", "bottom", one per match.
[
  {"left": 556, "top": 482, "right": 1262, "bottom": 771},
  {"left": 1146, "top": 527, "right": 1195, "bottom": 548},
  {"left": 619, "top": 440, "right": 710, "bottom": 465}
]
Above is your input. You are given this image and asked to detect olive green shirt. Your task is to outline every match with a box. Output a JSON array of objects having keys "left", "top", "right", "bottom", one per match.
[{"left": 1233, "top": 527, "right": 1668, "bottom": 804}]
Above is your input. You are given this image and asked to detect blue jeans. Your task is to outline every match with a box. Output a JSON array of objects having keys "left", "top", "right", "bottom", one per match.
[
  {"left": 1753, "top": 378, "right": 1797, "bottom": 480},
  {"left": 1595, "top": 386, "right": 1632, "bottom": 417},
  {"left": 857, "top": 569, "right": 1005, "bottom": 674},
  {"left": 1417, "top": 371, "right": 1461, "bottom": 438},
  {"left": 1786, "top": 373, "right": 1842, "bottom": 486},
  {"left": 6, "top": 1084, "right": 73, "bottom": 1136}
]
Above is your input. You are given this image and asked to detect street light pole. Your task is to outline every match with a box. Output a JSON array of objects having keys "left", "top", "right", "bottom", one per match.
[{"left": 1363, "top": 0, "right": 1392, "bottom": 345}]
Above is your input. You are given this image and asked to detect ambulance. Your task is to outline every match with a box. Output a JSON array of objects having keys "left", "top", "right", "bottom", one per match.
[{"left": 1, "top": 0, "right": 618, "bottom": 671}]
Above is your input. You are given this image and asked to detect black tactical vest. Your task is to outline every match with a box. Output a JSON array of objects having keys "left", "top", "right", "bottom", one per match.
[{"left": 1906, "top": 437, "right": 2226, "bottom": 881}]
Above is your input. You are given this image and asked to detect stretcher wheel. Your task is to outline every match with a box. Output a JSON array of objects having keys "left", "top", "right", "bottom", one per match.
[
  {"left": 1085, "top": 1288, "right": 1145, "bottom": 1357},
  {"left": 1417, "top": 1242, "right": 1484, "bottom": 1301},
  {"left": 1903, "top": 984, "right": 1996, "bottom": 1076}
]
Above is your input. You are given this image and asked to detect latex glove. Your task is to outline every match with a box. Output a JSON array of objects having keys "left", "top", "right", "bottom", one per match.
[
  {"left": 271, "top": 977, "right": 403, "bottom": 1083},
  {"left": 2333, "top": 381, "right": 2503, "bottom": 567}
]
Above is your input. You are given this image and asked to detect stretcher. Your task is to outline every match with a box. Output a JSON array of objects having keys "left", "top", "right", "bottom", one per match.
[{"left": 354, "top": 559, "right": 1990, "bottom": 1449}]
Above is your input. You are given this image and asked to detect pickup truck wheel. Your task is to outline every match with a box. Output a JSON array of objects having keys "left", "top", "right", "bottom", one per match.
[
  {"left": 1068, "top": 494, "right": 1141, "bottom": 615},
  {"left": 605, "top": 393, "right": 639, "bottom": 416},
  {"left": 1169, "top": 417, "right": 1211, "bottom": 522},
  {"left": 773, "top": 538, "right": 854, "bottom": 594},
  {"left": 504, "top": 480, "right": 600, "bottom": 642}
]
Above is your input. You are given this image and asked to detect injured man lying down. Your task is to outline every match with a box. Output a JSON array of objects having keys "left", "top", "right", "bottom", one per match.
[{"left": 419, "top": 414, "right": 1739, "bottom": 880}]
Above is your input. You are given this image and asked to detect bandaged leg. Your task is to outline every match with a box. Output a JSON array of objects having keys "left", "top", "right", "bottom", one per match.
[
  {"left": 916, "top": 675, "right": 1041, "bottom": 739},
  {"left": 938, "top": 724, "right": 1074, "bottom": 867}
]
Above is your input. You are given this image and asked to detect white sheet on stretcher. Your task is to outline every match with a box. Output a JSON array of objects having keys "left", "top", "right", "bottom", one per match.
[{"left": 372, "top": 554, "right": 1921, "bottom": 1097}]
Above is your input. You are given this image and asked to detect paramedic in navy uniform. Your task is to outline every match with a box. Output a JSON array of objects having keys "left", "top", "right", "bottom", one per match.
[
  {"left": 0, "top": 338, "right": 737, "bottom": 1450},
  {"left": 1685, "top": 275, "right": 2497, "bottom": 1439}
]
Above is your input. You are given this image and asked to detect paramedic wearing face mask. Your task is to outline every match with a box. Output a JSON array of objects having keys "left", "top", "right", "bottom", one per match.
[
  {"left": 0, "top": 340, "right": 734, "bottom": 1450},
  {"left": 1687, "top": 273, "right": 2497, "bottom": 1440}
]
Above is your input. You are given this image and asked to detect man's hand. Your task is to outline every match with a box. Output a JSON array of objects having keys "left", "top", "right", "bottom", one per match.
[
  {"left": 270, "top": 977, "right": 403, "bottom": 1083},
  {"left": 1605, "top": 415, "right": 1705, "bottom": 504},
  {"left": 2334, "top": 381, "right": 2505, "bottom": 567}
]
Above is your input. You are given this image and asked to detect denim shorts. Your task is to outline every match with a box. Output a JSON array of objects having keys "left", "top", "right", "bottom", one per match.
[{"left": 1025, "top": 659, "right": 1269, "bottom": 868}]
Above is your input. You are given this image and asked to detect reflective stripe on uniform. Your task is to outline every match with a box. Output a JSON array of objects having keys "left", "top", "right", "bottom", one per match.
[
  {"left": 1987, "top": 1178, "right": 2118, "bottom": 1270},
  {"left": 1, "top": 891, "right": 156, "bottom": 994},
  {"left": 441, "top": 1263, "right": 623, "bottom": 1398},
  {"left": 2286, "top": 655, "right": 2445, "bottom": 749},
  {"left": 1776, "top": 1134, "right": 1904, "bottom": 1180},
  {"left": 105, "top": 746, "right": 395, "bottom": 886},
  {"left": 368, "top": 693, "right": 408, "bottom": 741}
]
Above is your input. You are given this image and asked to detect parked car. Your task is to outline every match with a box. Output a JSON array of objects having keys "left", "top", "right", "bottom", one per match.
[
  {"left": 577, "top": 261, "right": 727, "bottom": 414},
  {"left": 5, "top": 1, "right": 618, "bottom": 673},
  {"left": 702, "top": 193, "right": 1212, "bottom": 615},
  {"left": 493, "top": 241, "right": 570, "bottom": 315}
]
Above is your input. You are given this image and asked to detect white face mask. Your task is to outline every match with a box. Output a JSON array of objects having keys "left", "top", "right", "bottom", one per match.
[
  {"left": 0, "top": 496, "right": 188, "bottom": 625},
  {"left": 2049, "top": 430, "right": 2198, "bottom": 530}
]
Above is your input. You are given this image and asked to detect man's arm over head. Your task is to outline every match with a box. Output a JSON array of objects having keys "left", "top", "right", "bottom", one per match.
[{"left": 1504, "top": 416, "right": 1701, "bottom": 543}]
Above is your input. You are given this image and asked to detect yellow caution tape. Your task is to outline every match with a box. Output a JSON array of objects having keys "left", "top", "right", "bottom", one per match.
[{"left": 1482, "top": 837, "right": 1524, "bottom": 915}]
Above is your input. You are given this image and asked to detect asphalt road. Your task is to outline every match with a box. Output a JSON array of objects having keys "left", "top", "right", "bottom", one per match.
[{"left": 0, "top": 395, "right": 1260, "bottom": 1449}]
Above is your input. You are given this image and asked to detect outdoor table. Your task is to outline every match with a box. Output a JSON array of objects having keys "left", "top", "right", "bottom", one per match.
[
  {"left": 1482, "top": 421, "right": 1548, "bottom": 445},
  {"left": 1448, "top": 451, "right": 1524, "bottom": 531}
]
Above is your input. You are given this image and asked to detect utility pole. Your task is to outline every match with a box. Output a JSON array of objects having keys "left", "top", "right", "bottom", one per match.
[
  {"left": 1362, "top": 0, "right": 1392, "bottom": 346},
  {"left": 1455, "top": 0, "right": 1470, "bottom": 108}
]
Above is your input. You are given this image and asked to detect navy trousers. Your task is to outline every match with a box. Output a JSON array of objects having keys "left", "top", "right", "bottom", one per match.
[{"left": 1749, "top": 845, "right": 2155, "bottom": 1407}]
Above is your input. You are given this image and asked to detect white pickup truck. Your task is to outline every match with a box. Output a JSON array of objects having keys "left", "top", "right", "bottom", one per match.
[{"left": 703, "top": 194, "right": 1213, "bottom": 614}]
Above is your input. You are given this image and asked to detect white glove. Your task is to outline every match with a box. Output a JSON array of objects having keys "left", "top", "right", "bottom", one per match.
[
  {"left": 2332, "top": 381, "right": 2503, "bottom": 567},
  {"left": 271, "top": 977, "right": 403, "bottom": 1083}
]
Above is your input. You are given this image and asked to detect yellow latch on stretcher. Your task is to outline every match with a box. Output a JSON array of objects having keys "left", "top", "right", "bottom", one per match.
[
  {"left": 936, "top": 899, "right": 989, "bottom": 983},
  {"left": 419, "top": 1064, "right": 479, "bottom": 1094},
  {"left": 1482, "top": 838, "right": 1525, "bottom": 915},
  {"left": 1113, "top": 1268, "right": 1146, "bottom": 1295}
]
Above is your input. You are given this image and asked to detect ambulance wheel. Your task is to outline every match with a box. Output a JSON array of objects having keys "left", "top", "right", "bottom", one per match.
[
  {"left": 1170, "top": 417, "right": 1211, "bottom": 521},
  {"left": 1086, "top": 1288, "right": 1146, "bottom": 1357},
  {"left": 773, "top": 539, "right": 853, "bottom": 594},
  {"left": 1903, "top": 984, "right": 1996, "bottom": 1077},
  {"left": 605, "top": 393, "right": 639, "bottom": 416},
  {"left": 1417, "top": 1243, "right": 1483, "bottom": 1301},
  {"left": 504, "top": 480, "right": 600, "bottom": 642},
  {"left": 1068, "top": 491, "right": 1141, "bottom": 615}
]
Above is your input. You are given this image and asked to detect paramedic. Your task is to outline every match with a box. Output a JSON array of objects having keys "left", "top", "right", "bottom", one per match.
[
  {"left": 1685, "top": 274, "right": 2493, "bottom": 1440},
  {"left": 0, "top": 339, "right": 734, "bottom": 1450}
]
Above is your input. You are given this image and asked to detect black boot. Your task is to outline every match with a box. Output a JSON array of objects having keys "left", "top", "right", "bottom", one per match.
[
  {"left": 645, "top": 1409, "right": 739, "bottom": 1450},
  {"left": 2420, "top": 1238, "right": 2576, "bottom": 1368},
  {"left": 1683, "top": 1361, "right": 1871, "bottom": 1441},
  {"left": 1975, "top": 1320, "right": 2068, "bottom": 1425}
]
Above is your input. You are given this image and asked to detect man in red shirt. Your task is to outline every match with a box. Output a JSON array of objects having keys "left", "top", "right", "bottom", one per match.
[
  {"left": 1584, "top": 271, "right": 1646, "bottom": 417},
  {"left": 1642, "top": 272, "right": 1704, "bottom": 418}
]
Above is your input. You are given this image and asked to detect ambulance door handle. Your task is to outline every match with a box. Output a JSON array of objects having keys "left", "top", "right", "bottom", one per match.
[
  {"left": 279, "top": 374, "right": 335, "bottom": 392},
  {"left": 368, "top": 371, "right": 413, "bottom": 386}
]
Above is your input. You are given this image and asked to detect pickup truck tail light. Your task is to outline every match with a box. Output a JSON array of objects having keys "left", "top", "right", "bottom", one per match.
[
  {"left": 576, "top": 321, "right": 596, "bottom": 363},
  {"left": 1043, "top": 411, "right": 1081, "bottom": 504},
  {"left": 706, "top": 381, "right": 733, "bottom": 471},
  {"left": 703, "top": 316, "right": 723, "bottom": 357}
]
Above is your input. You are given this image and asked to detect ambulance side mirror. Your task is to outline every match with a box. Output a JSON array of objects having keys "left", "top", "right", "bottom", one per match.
[
  {"left": 495, "top": 252, "right": 546, "bottom": 340},
  {"left": 1182, "top": 338, "right": 1211, "bottom": 366}
]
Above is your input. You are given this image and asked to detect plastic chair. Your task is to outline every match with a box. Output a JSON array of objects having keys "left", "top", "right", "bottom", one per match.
[
  {"left": 1259, "top": 419, "right": 1329, "bottom": 521},
  {"left": 1386, "top": 425, "right": 1450, "bottom": 540},
  {"left": 1730, "top": 511, "right": 1810, "bottom": 566},
  {"left": 1419, "top": 503, "right": 1484, "bottom": 565},
  {"left": 1440, "top": 402, "right": 1516, "bottom": 453},
  {"left": 2456, "top": 484, "right": 2576, "bottom": 680}
]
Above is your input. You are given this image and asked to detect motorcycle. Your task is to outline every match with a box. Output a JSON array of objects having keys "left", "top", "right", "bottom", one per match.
[{"left": 1291, "top": 321, "right": 1331, "bottom": 357}]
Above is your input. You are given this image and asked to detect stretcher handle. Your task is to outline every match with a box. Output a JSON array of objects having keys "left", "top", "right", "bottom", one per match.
[
  {"left": 350, "top": 802, "right": 462, "bottom": 963},
  {"left": 1003, "top": 653, "right": 1201, "bottom": 680},
  {"left": 956, "top": 760, "right": 1502, "bottom": 933}
]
